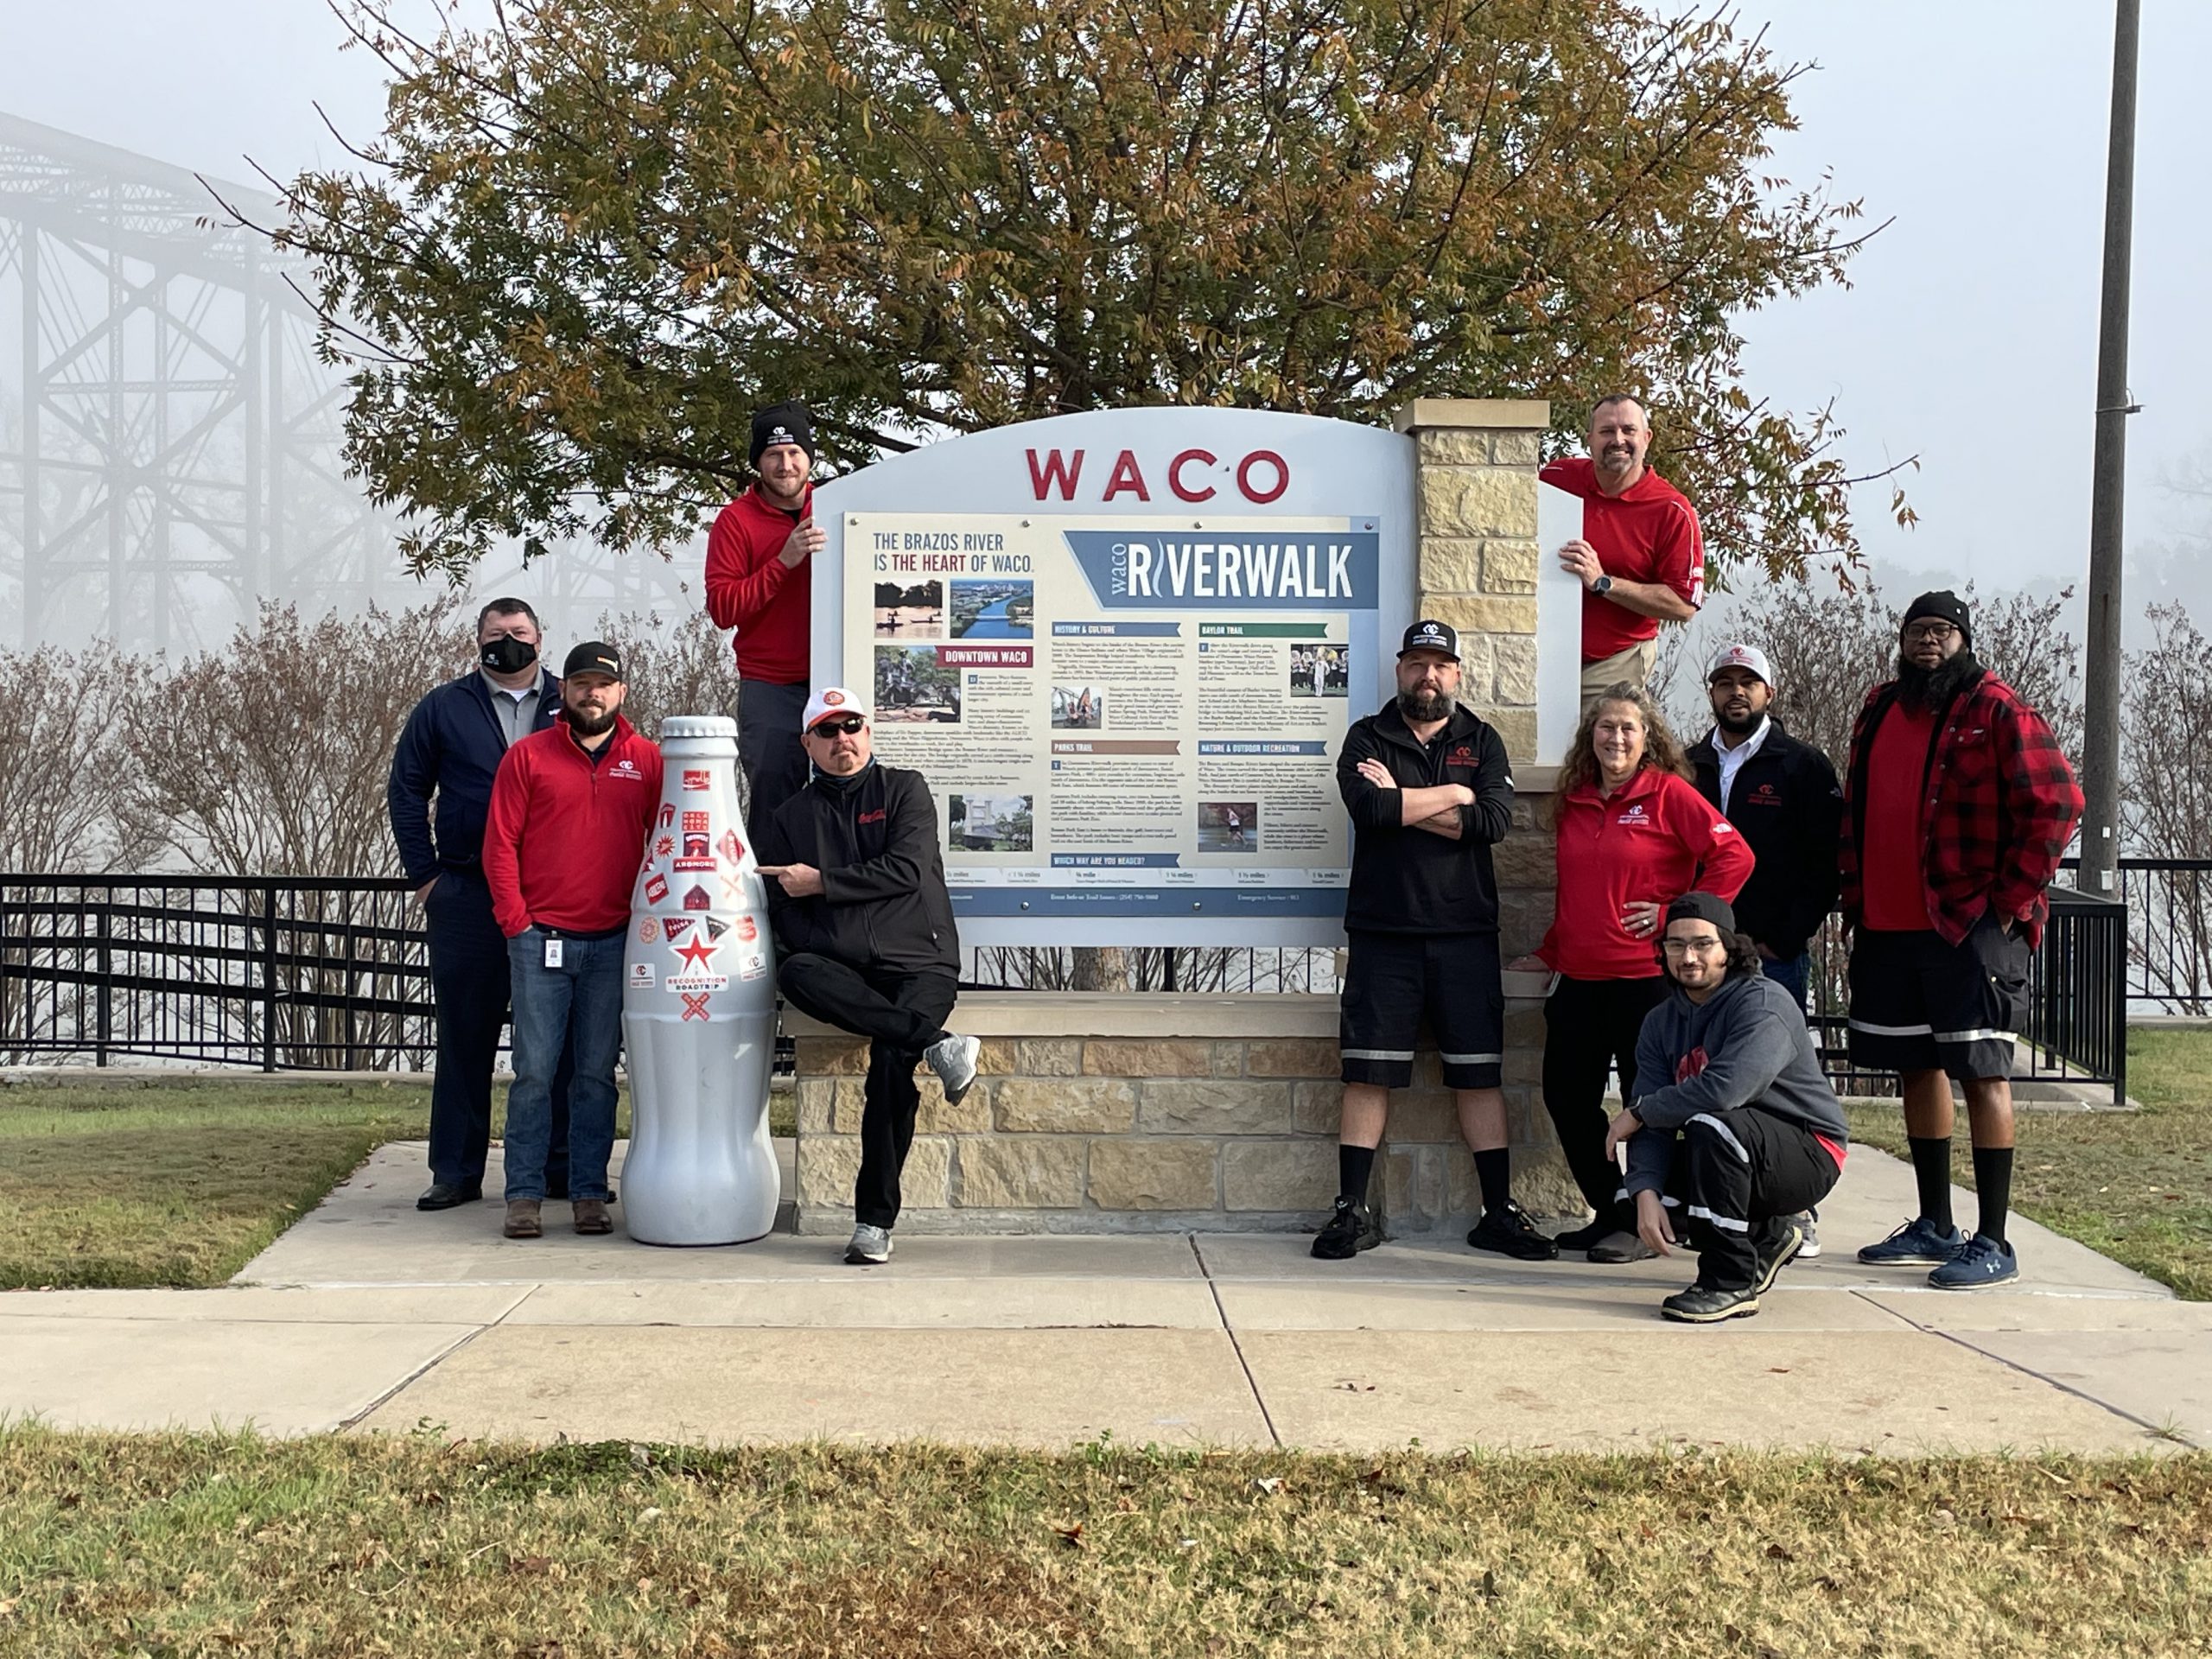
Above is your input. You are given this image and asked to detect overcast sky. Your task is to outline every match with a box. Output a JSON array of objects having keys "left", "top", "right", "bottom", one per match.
[{"left": 5, "top": 0, "right": 2207, "bottom": 595}]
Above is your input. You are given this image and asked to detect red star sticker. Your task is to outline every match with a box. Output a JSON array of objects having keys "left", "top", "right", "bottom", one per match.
[{"left": 674, "top": 933, "right": 717, "bottom": 972}]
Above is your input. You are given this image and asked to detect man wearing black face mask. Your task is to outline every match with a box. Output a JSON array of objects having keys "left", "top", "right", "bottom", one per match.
[
  {"left": 1315, "top": 620, "right": 1548, "bottom": 1262},
  {"left": 388, "top": 599, "right": 575, "bottom": 1211}
]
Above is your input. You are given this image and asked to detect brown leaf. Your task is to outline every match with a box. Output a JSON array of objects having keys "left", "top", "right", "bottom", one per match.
[
  {"left": 1052, "top": 1522, "right": 1084, "bottom": 1548},
  {"left": 1765, "top": 1542, "right": 1795, "bottom": 1561}
]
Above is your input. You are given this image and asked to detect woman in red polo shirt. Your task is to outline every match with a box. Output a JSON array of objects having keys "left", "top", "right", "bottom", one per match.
[{"left": 1532, "top": 682, "right": 1753, "bottom": 1262}]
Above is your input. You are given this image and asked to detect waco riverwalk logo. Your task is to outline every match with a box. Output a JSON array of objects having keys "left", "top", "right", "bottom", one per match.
[{"left": 1061, "top": 529, "right": 1379, "bottom": 612}]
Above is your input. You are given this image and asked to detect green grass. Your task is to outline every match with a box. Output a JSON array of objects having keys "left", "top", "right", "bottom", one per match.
[
  {"left": 1844, "top": 1027, "right": 2212, "bottom": 1300},
  {"left": 0, "top": 1080, "right": 797, "bottom": 1292},
  {"left": 2, "top": 1429, "right": 2208, "bottom": 1657}
]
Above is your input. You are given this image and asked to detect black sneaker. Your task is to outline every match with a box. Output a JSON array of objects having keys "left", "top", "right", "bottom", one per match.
[
  {"left": 1554, "top": 1217, "right": 1611, "bottom": 1252},
  {"left": 1311, "top": 1197, "right": 1382, "bottom": 1260},
  {"left": 1661, "top": 1281, "right": 1760, "bottom": 1323},
  {"left": 1751, "top": 1221, "right": 1804, "bottom": 1296},
  {"left": 1466, "top": 1200, "right": 1560, "bottom": 1261}
]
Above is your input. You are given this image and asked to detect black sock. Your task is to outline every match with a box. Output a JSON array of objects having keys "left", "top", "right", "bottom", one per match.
[
  {"left": 1338, "top": 1144, "right": 1376, "bottom": 1206},
  {"left": 1908, "top": 1135, "right": 1955, "bottom": 1231},
  {"left": 1972, "top": 1147, "right": 2013, "bottom": 1245},
  {"left": 1474, "top": 1147, "right": 1512, "bottom": 1214}
]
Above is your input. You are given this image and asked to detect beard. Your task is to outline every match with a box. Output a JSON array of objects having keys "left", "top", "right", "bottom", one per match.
[
  {"left": 1397, "top": 685, "right": 1454, "bottom": 723},
  {"left": 564, "top": 703, "right": 617, "bottom": 737},
  {"left": 1897, "top": 647, "right": 1981, "bottom": 711},
  {"left": 1713, "top": 702, "right": 1763, "bottom": 736}
]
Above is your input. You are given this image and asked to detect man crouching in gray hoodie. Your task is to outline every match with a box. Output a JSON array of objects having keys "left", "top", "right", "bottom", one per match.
[{"left": 1602, "top": 892, "right": 1849, "bottom": 1323}]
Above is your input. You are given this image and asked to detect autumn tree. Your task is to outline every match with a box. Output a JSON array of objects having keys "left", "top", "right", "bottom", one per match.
[{"left": 269, "top": 0, "right": 1897, "bottom": 577}]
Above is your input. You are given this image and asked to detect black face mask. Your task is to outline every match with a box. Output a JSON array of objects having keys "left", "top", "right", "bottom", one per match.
[{"left": 480, "top": 634, "right": 537, "bottom": 675}]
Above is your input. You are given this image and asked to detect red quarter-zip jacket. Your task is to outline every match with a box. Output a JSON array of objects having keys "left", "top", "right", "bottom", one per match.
[
  {"left": 1538, "top": 766, "right": 1754, "bottom": 980},
  {"left": 704, "top": 480, "right": 814, "bottom": 683},
  {"left": 484, "top": 715, "right": 664, "bottom": 938}
]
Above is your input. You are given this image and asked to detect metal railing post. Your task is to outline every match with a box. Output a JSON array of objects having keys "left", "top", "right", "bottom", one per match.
[
  {"left": 93, "top": 893, "right": 111, "bottom": 1067},
  {"left": 260, "top": 880, "right": 279, "bottom": 1073}
]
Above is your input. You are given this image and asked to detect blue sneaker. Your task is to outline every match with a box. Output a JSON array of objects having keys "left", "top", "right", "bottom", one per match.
[
  {"left": 1928, "top": 1233, "right": 2019, "bottom": 1290},
  {"left": 1856, "top": 1216, "right": 1965, "bottom": 1266}
]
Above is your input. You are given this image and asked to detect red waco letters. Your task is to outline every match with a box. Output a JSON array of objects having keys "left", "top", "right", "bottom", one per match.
[{"left": 1024, "top": 447, "right": 1291, "bottom": 504}]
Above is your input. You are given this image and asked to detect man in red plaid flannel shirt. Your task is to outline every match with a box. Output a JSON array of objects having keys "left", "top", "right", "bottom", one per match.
[{"left": 1840, "top": 591, "right": 2082, "bottom": 1289}]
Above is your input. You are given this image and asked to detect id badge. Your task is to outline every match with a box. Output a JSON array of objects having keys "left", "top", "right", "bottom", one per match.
[{"left": 543, "top": 937, "right": 564, "bottom": 969}]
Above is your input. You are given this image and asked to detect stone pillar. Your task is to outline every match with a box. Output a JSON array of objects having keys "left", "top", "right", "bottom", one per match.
[{"left": 1393, "top": 397, "right": 1549, "bottom": 763}]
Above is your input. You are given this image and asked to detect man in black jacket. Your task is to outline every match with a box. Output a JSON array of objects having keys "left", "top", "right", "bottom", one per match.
[
  {"left": 1686, "top": 642, "right": 1842, "bottom": 1013},
  {"left": 387, "top": 598, "right": 573, "bottom": 1211},
  {"left": 1313, "top": 620, "right": 1552, "bottom": 1262},
  {"left": 757, "top": 686, "right": 980, "bottom": 1266}
]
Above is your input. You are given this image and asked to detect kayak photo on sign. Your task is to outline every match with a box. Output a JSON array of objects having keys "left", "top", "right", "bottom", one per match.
[
  {"left": 873, "top": 578, "right": 944, "bottom": 640},
  {"left": 1198, "top": 800, "right": 1260, "bottom": 853},
  {"left": 1050, "top": 684, "right": 1105, "bottom": 730},
  {"left": 875, "top": 645, "right": 963, "bottom": 723},
  {"left": 950, "top": 578, "right": 1033, "bottom": 639},
  {"left": 948, "top": 792, "right": 1034, "bottom": 853}
]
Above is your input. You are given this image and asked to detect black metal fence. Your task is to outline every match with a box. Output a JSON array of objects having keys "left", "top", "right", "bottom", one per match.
[
  {"left": 0, "top": 874, "right": 2139, "bottom": 1103},
  {"left": 0, "top": 875, "right": 430, "bottom": 1070}
]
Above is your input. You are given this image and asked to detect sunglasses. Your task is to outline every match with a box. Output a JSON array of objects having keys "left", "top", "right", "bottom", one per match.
[{"left": 810, "top": 715, "right": 866, "bottom": 736}]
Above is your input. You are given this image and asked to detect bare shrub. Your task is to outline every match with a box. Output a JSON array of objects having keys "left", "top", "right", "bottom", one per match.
[
  {"left": 2120, "top": 603, "right": 2212, "bottom": 1010},
  {"left": 596, "top": 608, "right": 731, "bottom": 738},
  {"left": 1721, "top": 570, "right": 1895, "bottom": 776},
  {"left": 119, "top": 596, "right": 469, "bottom": 875},
  {"left": 0, "top": 647, "right": 156, "bottom": 871}
]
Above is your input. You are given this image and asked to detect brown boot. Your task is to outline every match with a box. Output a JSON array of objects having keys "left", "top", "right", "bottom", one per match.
[
  {"left": 503, "top": 1199, "right": 543, "bottom": 1239},
  {"left": 572, "top": 1198, "right": 613, "bottom": 1236}
]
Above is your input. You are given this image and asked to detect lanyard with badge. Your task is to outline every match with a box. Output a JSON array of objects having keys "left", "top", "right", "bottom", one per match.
[{"left": 543, "top": 936, "right": 564, "bottom": 969}]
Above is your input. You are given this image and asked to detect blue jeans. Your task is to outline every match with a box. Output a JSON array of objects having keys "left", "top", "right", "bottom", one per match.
[
  {"left": 504, "top": 929, "right": 624, "bottom": 1202},
  {"left": 1763, "top": 950, "right": 1811, "bottom": 1014}
]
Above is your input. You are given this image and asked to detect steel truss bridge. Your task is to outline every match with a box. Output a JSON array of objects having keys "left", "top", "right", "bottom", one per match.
[{"left": 0, "top": 111, "right": 692, "bottom": 653}]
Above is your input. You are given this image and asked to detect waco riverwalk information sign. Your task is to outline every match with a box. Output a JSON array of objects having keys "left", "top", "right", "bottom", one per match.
[{"left": 810, "top": 409, "right": 1417, "bottom": 948}]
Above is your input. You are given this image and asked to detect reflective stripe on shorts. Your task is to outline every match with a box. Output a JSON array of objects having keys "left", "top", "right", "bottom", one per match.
[
  {"left": 1848, "top": 1019, "right": 1935, "bottom": 1037},
  {"left": 1933, "top": 1027, "right": 2018, "bottom": 1045},
  {"left": 1341, "top": 1047, "right": 1416, "bottom": 1062},
  {"left": 1439, "top": 1051, "right": 1503, "bottom": 1065},
  {"left": 1688, "top": 1203, "right": 1751, "bottom": 1233}
]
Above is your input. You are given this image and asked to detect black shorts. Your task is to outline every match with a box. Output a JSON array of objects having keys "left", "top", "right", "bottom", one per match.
[
  {"left": 1339, "top": 930, "right": 1503, "bottom": 1090},
  {"left": 1847, "top": 912, "right": 2028, "bottom": 1082}
]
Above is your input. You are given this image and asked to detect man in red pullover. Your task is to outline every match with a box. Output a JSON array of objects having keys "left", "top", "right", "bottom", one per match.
[
  {"left": 1541, "top": 394, "right": 1705, "bottom": 708},
  {"left": 484, "top": 642, "right": 663, "bottom": 1240},
  {"left": 707, "top": 401, "right": 823, "bottom": 836}
]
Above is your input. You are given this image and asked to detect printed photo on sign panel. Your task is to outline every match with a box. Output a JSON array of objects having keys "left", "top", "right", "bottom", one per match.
[
  {"left": 950, "top": 579, "right": 1033, "bottom": 639},
  {"left": 948, "top": 793, "right": 1034, "bottom": 853},
  {"left": 1050, "top": 684, "right": 1106, "bottom": 730},
  {"left": 873, "top": 579, "right": 944, "bottom": 640},
  {"left": 1198, "top": 800, "right": 1260, "bottom": 854},
  {"left": 874, "top": 645, "right": 963, "bottom": 723}
]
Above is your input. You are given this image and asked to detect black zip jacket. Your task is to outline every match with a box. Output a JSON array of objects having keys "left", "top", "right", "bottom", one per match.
[
  {"left": 1338, "top": 702, "right": 1515, "bottom": 934},
  {"left": 1687, "top": 717, "right": 1843, "bottom": 959},
  {"left": 756, "top": 763, "right": 960, "bottom": 976}
]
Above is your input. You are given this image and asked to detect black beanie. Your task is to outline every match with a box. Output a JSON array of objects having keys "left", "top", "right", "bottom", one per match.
[
  {"left": 1903, "top": 589, "right": 1972, "bottom": 648},
  {"left": 749, "top": 400, "right": 816, "bottom": 467},
  {"left": 1666, "top": 891, "right": 1737, "bottom": 934}
]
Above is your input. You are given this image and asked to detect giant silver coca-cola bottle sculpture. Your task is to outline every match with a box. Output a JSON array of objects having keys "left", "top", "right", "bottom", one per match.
[{"left": 620, "top": 715, "right": 780, "bottom": 1244}]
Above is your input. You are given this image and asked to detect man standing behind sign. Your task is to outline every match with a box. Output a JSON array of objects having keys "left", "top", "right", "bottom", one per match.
[
  {"left": 758, "top": 688, "right": 982, "bottom": 1266},
  {"left": 1541, "top": 395, "right": 1704, "bottom": 707},
  {"left": 484, "top": 643, "right": 663, "bottom": 1240},
  {"left": 1314, "top": 620, "right": 1554, "bottom": 1262},
  {"left": 706, "top": 401, "right": 823, "bottom": 836}
]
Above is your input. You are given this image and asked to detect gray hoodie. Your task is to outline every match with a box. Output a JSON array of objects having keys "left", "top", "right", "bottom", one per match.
[{"left": 1624, "top": 971, "right": 1848, "bottom": 1201}]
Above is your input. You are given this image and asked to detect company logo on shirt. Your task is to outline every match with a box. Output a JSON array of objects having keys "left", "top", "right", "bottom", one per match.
[
  {"left": 1675, "top": 1047, "right": 1709, "bottom": 1083},
  {"left": 611, "top": 757, "right": 643, "bottom": 780},
  {"left": 1448, "top": 745, "right": 1475, "bottom": 765},
  {"left": 1617, "top": 804, "right": 1649, "bottom": 825},
  {"left": 857, "top": 808, "right": 887, "bottom": 825}
]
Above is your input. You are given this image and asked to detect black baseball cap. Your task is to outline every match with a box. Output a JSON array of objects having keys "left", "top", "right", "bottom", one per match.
[
  {"left": 1399, "top": 619, "right": 1460, "bottom": 660},
  {"left": 563, "top": 641, "right": 625, "bottom": 681},
  {"left": 1665, "top": 892, "right": 1737, "bottom": 934}
]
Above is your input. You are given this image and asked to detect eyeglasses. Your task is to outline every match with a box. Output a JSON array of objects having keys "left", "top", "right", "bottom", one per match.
[
  {"left": 1660, "top": 936, "right": 1726, "bottom": 955},
  {"left": 1903, "top": 622, "right": 1959, "bottom": 645},
  {"left": 810, "top": 716, "right": 866, "bottom": 736}
]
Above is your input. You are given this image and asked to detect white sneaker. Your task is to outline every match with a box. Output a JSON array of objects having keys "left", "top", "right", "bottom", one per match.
[
  {"left": 844, "top": 1223, "right": 893, "bottom": 1265},
  {"left": 923, "top": 1032, "right": 981, "bottom": 1105},
  {"left": 1792, "top": 1211, "right": 1822, "bottom": 1258}
]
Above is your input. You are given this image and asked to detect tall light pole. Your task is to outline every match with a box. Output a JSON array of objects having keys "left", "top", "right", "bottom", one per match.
[{"left": 2079, "top": 0, "right": 2142, "bottom": 896}]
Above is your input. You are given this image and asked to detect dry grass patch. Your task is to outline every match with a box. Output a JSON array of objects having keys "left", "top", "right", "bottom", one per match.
[
  {"left": 3, "top": 1428, "right": 2209, "bottom": 1656},
  {"left": 1845, "top": 1027, "right": 2212, "bottom": 1300}
]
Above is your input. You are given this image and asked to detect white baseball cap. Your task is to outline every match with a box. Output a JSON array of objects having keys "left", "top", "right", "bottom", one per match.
[
  {"left": 800, "top": 686, "right": 871, "bottom": 731},
  {"left": 1706, "top": 642, "right": 1775, "bottom": 689}
]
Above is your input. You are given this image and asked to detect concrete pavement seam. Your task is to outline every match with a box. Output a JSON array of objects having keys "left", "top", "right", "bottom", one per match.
[
  {"left": 1916, "top": 1324, "right": 2183, "bottom": 1446},
  {"left": 336, "top": 1284, "right": 542, "bottom": 1433},
  {"left": 1191, "top": 1235, "right": 1281, "bottom": 1450}
]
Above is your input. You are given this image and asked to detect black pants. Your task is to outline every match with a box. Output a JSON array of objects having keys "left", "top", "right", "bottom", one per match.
[
  {"left": 1541, "top": 974, "right": 1669, "bottom": 1227},
  {"left": 1653, "top": 1108, "right": 1840, "bottom": 1291},
  {"left": 737, "top": 678, "right": 811, "bottom": 842},
  {"left": 779, "top": 954, "right": 957, "bottom": 1229},
  {"left": 423, "top": 869, "right": 569, "bottom": 1192}
]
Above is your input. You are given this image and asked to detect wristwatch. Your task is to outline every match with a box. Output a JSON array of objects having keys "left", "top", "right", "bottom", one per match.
[
  {"left": 1625, "top": 1102, "right": 1644, "bottom": 1126},
  {"left": 1592, "top": 574, "right": 1614, "bottom": 596}
]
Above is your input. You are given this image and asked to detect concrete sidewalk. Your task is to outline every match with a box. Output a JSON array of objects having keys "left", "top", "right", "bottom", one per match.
[{"left": 5, "top": 1140, "right": 2207, "bottom": 1453}]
